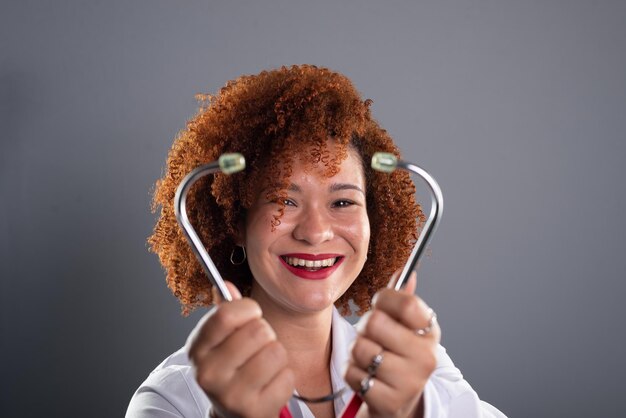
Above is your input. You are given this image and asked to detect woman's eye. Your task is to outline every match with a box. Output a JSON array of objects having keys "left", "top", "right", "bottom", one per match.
[
  {"left": 283, "top": 199, "right": 297, "bottom": 206},
  {"left": 333, "top": 200, "right": 354, "bottom": 208}
]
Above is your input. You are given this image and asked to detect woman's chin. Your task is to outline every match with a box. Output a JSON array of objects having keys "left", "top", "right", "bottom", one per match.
[
  {"left": 251, "top": 278, "right": 342, "bottom": 315},
  {"left": 280, "top": 290, "right": 337, "bottom": 315}
]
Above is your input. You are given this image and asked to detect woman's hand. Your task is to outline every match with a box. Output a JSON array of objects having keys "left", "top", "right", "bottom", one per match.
[
  {"left": 344, "top": 272, "right": 441, "bottom": 418},
  {"left": 188, "top": 282, "right": 295, "bottom": 418}
]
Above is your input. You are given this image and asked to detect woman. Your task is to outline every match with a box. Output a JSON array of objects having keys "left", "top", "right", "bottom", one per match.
[{"left": 127, "top": 65, "right": 506, "bottom": 418}]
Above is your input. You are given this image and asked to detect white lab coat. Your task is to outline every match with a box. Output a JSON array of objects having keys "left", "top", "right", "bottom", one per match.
[{"left": 126, "top": 307, "right": 506, "bottom": 418}]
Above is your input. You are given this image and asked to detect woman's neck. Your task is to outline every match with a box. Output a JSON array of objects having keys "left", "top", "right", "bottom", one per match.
[
  {"left": 256, "top": 298, "right": 334, "bottom": 361},
  {"left": 249, "top": 287, "right": 337, "bottom": 417},
  {"left": 250, "top": 288, "right": 336, "bottom": 402}
]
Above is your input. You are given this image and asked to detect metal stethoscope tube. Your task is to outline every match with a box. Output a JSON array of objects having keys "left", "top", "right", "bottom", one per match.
[{"left": 174, "top": 152, "right": 443, "bottom": 418}]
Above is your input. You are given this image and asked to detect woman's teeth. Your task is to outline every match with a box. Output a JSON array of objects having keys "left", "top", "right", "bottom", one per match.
[{"left": 284, "top": 256, "right": 338, "bottom": 269}]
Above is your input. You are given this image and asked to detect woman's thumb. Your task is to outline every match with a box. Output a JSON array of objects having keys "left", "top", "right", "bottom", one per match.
[
  {"left": 211, "top": 281, "right": 242, "bottom": 303},
  {"left": 225, "top": 281, "right": 242, "bottom": 300},
  {"left": 403, "top": 271, "right": 417, "bottom": 295}
]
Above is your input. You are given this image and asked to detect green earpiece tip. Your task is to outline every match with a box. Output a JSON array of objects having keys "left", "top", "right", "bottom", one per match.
[
  {"left": 371, "top": 152, "right": 398, "bottom": 173},
  {"left": 219, "top": 153, "right": 246, "bottom": 174}
]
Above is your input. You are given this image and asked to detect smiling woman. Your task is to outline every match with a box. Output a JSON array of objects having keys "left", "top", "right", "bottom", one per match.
[
  {"left": 147, "top": 65, "right": 420, "bottom": 317},
  {"left": 244, "top": 145, "right": 370, "bottom": 316},
  {"left": 126, "top": 65, "right": 506, "bottom": 418}
]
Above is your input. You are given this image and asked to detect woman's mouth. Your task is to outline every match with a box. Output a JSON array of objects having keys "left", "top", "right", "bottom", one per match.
[
  {"left": 279, "top": 254, "right": 344, "bottom": 279},
  {"left": 281, "top": 255, "right": 339, "bottom": 271}
]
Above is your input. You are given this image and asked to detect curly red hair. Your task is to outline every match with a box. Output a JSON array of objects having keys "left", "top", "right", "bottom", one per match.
[{"left": 149, "top": 65, "right": 423, "bottom": 315}]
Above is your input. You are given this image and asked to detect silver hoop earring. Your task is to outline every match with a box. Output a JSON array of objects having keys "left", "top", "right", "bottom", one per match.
[{"left": 230, "top": 245, "right": 246, "bottom": 265}]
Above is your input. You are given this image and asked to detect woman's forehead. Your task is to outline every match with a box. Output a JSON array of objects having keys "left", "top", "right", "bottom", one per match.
[
  {"left": 273, "top": 143, "right": 364, "bottom": 179},
  {"left": 251, "top": 143, "right": 366, "bottom": 199},
  {"left": 296, "top": 149, "right": 363, "bottom": 180}
]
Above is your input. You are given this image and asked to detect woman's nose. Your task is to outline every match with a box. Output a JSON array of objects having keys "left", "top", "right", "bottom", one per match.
[{"left": 292, "top": 207, "right": 334, "bottom": 245}]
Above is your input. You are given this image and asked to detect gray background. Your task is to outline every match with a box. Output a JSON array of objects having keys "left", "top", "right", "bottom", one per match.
[{"left": 1, "top": 1, "right": 625, "bottom": 417}]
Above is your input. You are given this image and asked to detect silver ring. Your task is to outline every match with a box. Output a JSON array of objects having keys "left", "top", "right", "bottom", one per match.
[
  {"left": 416, "top": 308, "right": 437, "bottom": 336},
  {"left": 367, "top": 351, "right": 384, "bottom": 376},
  {"left": 358, "top": 375, "right": 374, "bottom": 397}
]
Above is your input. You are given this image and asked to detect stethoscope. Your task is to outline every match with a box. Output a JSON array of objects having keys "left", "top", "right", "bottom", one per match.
[{"left": 175, "top": 152, "right": 443, "bottom": 418}]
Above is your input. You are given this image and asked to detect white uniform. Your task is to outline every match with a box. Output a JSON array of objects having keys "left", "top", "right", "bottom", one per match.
[{"left": 126, "top": 307, "right": 506, "bottom": 418}]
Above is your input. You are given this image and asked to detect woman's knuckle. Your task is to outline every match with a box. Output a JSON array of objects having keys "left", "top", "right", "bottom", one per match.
[
  {"left": 259, "top": 320, "right": 277, "bottom": 341},
  {"left": 422, "top": 349, "right": 437, "bottom": 372},
  {"left": 365, "top": 310, "right": 383, "bottom": 335},
  {"left": 211, "top": 307, "right": 231, "bottom": 329},
  {"left": 248, "top": 319, "right": 268, "bottom": 340},
  {"left": 405, "top": 374, "right": 422, "bottom": 395},
  {"left": 398, "top": 296, "right": 418, "bottom": 319},
  {"left": 379, "top": 288, "right": 394, "bottom": 300},
  {"left": 350, "top": 338, "right": 364, "bottom": 360},
  {"left": 240, "top": 298, "right": 261, "bottom": 315}
]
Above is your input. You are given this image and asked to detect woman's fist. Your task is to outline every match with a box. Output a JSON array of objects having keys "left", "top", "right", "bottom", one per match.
[
  {"left": 188, "top": 282, "right": 294, "bottom": 418},
  {"left": 345, "top": 272, "right": 441, "bottom": 418}
]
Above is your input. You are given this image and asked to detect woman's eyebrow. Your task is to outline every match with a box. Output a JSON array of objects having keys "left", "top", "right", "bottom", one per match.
[
  {"left": 287, "top": 183, "right": 365, "bottom": 195},
  {"left": 329, "top": 183, "right": 365, "bottom": 195},
  {"left": 287, "top": 183, "right": 302, "bottom": 192}
]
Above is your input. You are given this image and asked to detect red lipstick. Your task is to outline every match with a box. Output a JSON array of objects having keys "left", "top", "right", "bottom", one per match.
[{"left": 279, "top": 254, "right": 344, "bottom": 280}]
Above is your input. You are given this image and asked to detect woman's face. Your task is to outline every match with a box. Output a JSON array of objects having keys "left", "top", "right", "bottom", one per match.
[{"left": 242, "top": 145, "right": 370, "bottom": 315}]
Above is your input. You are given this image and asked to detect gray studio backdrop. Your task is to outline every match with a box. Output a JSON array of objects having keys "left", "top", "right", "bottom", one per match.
[{"left": 2, "top": 1, "right": 625, "bottom": 417}]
